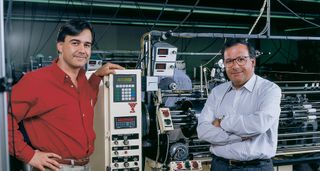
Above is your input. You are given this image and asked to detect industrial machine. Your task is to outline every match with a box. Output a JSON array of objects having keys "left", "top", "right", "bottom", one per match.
[
  {"left": 91, "top": 69, "right": 142, "bottom": 171},
  {"left": 89, "top": 31, "right": 320, "bottom": 171},
  {"left": 138, "top": 32, "right": 320, "bottom": 171}
]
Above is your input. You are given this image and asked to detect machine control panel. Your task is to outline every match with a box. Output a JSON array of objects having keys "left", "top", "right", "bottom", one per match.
[
  {"left": 170, "top": 160, "right": 202, "bottom": 171},
  {"left": 114, "top": 116, "right": 137, "bottom": 129},
  {"left": 157, "top": 108, "right": 174, "bottom": 133},
  {"left": 113, "top": 74, "right": 137, "bottom": 102},
  {"left": 152, "top": 42, "right": 177, "bottom": 77},
  {"left": 91, "top": 70, "right": 142, "bottom": 171}
]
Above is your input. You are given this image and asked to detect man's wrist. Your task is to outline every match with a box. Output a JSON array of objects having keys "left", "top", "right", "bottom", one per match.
[{"left": 93, "top": 71, "right": 103, "bottom": 78}]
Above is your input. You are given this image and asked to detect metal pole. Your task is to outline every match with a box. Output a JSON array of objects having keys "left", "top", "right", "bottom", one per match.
[
  {"left": 171, "top": 32, "right": 320, "bottom": 41},
  {"left": 267, "top": 0, "right": 271, "bottom": 37},
  {"left": 200, "top": 65, "right": 203, "bottom": 98},
  {"left": 0, "top": 0, "right": 10, "bottom": 170}
]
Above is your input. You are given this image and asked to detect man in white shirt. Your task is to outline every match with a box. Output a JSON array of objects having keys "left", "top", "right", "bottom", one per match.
[{"left": 197, "top": 39, "right": 281, "bottom": 171}]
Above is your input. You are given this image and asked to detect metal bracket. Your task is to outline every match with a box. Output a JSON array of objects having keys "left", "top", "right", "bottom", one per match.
[{"left": 0, "top": 77, "right": 12, "bottom": 93}]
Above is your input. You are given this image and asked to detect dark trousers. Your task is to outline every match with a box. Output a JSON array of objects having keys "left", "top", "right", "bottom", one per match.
[{"left": 211, "top": 155, "right": 274, "bottom": 171}]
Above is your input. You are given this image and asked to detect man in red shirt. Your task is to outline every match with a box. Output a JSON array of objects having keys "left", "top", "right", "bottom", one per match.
[{"left": 8, "top": 19, "right": 124, "bottom": 171}]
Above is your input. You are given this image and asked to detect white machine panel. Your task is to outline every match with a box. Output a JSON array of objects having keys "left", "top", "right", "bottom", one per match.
[
  {"left": 152, "top": 42, "right": 177, "bottom": 77},
  {"left": 154, "top": 44, "right": 177, "bottom": 62},
  {"left": 154, "top": 62, "right": 176, "bottom": 77},
  {"left": 91, "top": 69, "right": 142, "bottom": 171},
  {"left": 157, "top": 108, "right": 174, "bottom": 133},
  {"left": 87, "top": 59, "right": 102, "bottom": 71}
]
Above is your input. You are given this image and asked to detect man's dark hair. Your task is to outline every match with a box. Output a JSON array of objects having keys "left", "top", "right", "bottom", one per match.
[
  {"left": 57, "top": 19, "right": 95, "bottom": 44},
  {"left": 223, "top": 39, "right": 256, "bottom": 58}
]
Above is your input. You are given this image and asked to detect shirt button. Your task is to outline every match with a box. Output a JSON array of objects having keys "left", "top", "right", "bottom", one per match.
[
  {"left": 70, "top": 85, "right": 74, "bottom": 88},
  {"left": 65, "top": 75, "right": 69, "bottom": 78},
  {"left": 83, "top": 113, "right": 85, "bottom": 117}
]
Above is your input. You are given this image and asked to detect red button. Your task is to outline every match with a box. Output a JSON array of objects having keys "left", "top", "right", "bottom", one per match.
[
  {"left": 177, "top": 162, "right": 183, "bottom": 169},
  {"left": 162, "top": 110, "right": 169, "bottom": 117}
]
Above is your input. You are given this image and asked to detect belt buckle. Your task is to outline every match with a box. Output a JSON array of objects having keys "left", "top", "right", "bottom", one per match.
[{"left": 70, "top": 160, "right": 75, "bottom": 168}]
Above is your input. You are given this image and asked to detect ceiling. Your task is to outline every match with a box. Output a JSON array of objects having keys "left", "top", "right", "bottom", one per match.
[{"left": 4, "top": 0, "right": 320, "bottom": 36}]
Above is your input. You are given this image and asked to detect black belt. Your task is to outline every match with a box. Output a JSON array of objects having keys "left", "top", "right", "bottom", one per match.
[{"left": 212, "top": 154, "right": 271, "bottom": 167}]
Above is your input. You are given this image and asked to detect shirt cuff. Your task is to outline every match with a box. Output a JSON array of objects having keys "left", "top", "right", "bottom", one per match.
[
  {"left": 19, "top": 145, "right": 35, "bottom": 163},
  {"left": 89, "top": 73, "right": 103, "bottom": 85},
  {"left": 220, "top": 117, "right": 228, "bottom": 132},
  {"left": 228, "top": 134, "right": 242, "bottom": 144}
]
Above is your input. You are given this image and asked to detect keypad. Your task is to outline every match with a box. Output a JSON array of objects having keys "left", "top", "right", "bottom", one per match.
[{"left": 115, "top": 84, "right": 136, "bottom": 102}]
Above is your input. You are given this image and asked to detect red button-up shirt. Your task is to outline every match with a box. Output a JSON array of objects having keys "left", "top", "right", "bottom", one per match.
[{"left": 8, "top": 59, "right": 102, "bottom": 163}]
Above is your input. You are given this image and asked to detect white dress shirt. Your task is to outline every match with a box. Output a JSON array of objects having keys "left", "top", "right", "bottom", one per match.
[{"left": 197, "top": 74, "right": 281, "bottom": 161}]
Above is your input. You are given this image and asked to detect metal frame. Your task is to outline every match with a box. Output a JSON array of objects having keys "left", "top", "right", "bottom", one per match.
[
  {"left": 149, "top": 0, "right": 320, "bottom": 41},
  {"left": 0, "top": 0, "right": 10, "bottom": 170}
]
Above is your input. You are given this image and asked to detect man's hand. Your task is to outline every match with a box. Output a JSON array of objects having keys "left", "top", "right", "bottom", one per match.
[
  {"left": 94, "top": 62, "right": 125, "bottom": 77},
  {"left": 28, "top": 150, "right": 62, "bottom": 171},
  {"left": 212, "top": 119, "right": 221, "bottom": 127}
]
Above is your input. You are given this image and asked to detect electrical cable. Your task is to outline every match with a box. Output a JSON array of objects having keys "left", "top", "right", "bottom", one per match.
[
  {"left": 32, "top": 0, "right": 51, "bottom": 56},
  {"left": 24, "top": 3, "right": 36, "bottom": 60},
  {"left": 181, "top": 38, "right": 192, "bottom": 52},
  {"left": 154, "top": 94, "right": 161, "bottom": 170},
  {"left": 89, "top": 0, "right": 93, "bottom": 21},
  {"left": 201, "top": 49, "right": 221, "bottom": 67},
  {"left": 69, "top": 0, "right": 81, "bottom": 18},
  {"left": 273, "top": 40, "right": 291, "bottom": 63},
  {"left": 172, "top": 0, "right": 200, "bottom": 32},
  {"left": 18, "top": 2, "right": 26, "bottom": 62},
  {"left": 203, "top": 67, "right": 209, "bottom": 96},
  {"left": 260, "top": 40, "right": 282, "bottom": 65},
  {"left": 135, "top": 32, "right": 149, "bottom": 69},
  {"left": 134, "top": 1, "right": 151, "bottom": 32},
  {"left": 8, "top": 89, "right": 15, "bottom": 157},
  {"left": 162, "top": 133, "right": 170, "bottom": 170},
  {"left": 135, "top": 53, "right": 146, "bottom": 69},
  {"left": 198, "top": 38, "right": 218, "bottom": 52},
  {"left": 248, "top": 0, "right": 267, "bottom": 35},
  {"left": 150, "top": 0, "right": 169, "bottom": 30},
  {"left": 276, "top": 0, "right": 320, "bottom": 28},
  {"left": 94, "top": 0, "right": 123, "bottom": 47},
  {"left": 77, "top": 0, "right": 91, "bottom": 19},
  {"left": 34, "top": 0, "right": 70, "bottom": 55},
  {"left": 202, "top": 38, "right": 226, "bottom": 67},
  {"left": 258, "top": 23, "right": 269, "bottom": 35}
]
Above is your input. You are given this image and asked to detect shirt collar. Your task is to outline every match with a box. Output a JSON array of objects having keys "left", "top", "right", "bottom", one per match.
[
  {"left": 228, "top": 74, "right": 256, "bottom": 92},
  {"left": 50, "top": 58, "right": 86, "bottom": 83}
]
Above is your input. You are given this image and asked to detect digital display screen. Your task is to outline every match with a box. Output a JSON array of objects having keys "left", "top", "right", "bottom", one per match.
[
  {"left": 89, "top": 61, "right": 97, "bottom": 64},
  {"left": 158, "top": 49, "right": 168, "bottom": 55},
  {"left": 156, "top": 63, "right": 166, "bottom": 69},
  {"left": 114, "top": 116, "right": 137, "bottom": 129},
  {"left": 116, "top": 77, "right": 133, "bottom": 83}
]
